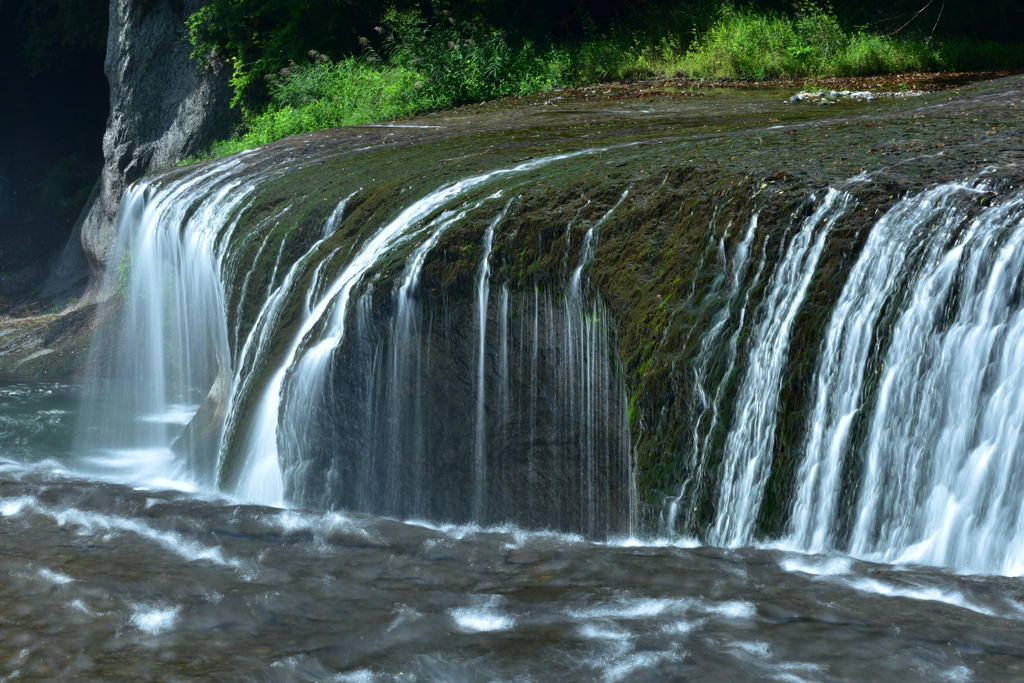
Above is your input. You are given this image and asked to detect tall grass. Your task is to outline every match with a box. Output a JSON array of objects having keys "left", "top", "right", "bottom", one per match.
[
  {"left": 676, "top": 7, "right": 1024, "bottom": 79},
  {"left": 676, "top": 8, "right": 936, "bottom": 78},
  {"left": 208, "top": 57, "right": 435, "bottom": 157}
]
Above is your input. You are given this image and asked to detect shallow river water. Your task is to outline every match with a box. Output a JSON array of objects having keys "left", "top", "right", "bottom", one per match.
[{"left": 3, "top": 382, "right": 1024, "bottom": 682}]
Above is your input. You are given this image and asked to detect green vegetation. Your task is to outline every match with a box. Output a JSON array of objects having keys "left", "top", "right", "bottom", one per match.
[
  {"left": 190, "top": 1, "right": 1024, "bottom": 160},
  {"left": 675, "top": 6, "right": 1024, "bottom": 79},
  {"left": 207, "top": 56, "right": 432, "bottom": 157}
]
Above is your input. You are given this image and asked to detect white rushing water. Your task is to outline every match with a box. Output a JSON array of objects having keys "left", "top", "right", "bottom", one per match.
[
  {"left": 666, "top": 213, "right": 765, "bottom": 535},
  {"left": 711, "top": 189, "right": 852, "bottom": 547},
  {"left": 786, "top": 183, "right": 990, "bottom": 552},
  {"left": 707, "top": 182, "right": 1024, "bottom": 574},
  {"left": 78, "top": 155, "right": 264, "bottom": 488},
  {"left": 847, "top": 187, "right": 1024, "bottom": 574},
  {"left": 83, "top": 145, "right": 632, "bottom": 535},
  {"left": 766, "top": 182, "right": 1024, "bottom": 575},
  {"left": 475, "top": 200, "right": 513, "bottom": 519}
]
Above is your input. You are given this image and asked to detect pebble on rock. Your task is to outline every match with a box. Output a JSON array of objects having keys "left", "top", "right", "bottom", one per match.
[{"left": 785, "top": 89, "right": 921, "bottom": 104}]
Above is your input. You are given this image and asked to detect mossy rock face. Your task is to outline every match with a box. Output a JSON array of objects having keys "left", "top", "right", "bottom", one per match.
[{"left": 113, "top": 76, "right": 1024, "bottom": 535}]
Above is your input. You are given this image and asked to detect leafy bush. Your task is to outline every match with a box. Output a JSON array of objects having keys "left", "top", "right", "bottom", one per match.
[
  {"left": 378, "top": 9, "right": 567, "bottom": 106},
  {"left": 207, "top": 57, "right": 436, "bottom": 157}
]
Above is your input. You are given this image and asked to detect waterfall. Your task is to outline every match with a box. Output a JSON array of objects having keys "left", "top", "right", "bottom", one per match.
[
  {"left": 475, "top": 201, "right": 513, "bottom": 519},
  {"left": 85, "top": 131, "right": 1024, "bottom": 569},
  {"left": 710, "top": 189, "right": 852, "bottom": 547},
  {"left": 786, "top": 184, "right": 985, "bottom": 552},
  {"left": 657, "top": 179, "right": 1024, "bottom": 575},
  {"left": 846, "top": 188, "right": 1024, "bottom": 574},
  {"left": 279, "top": 193, "right": 632, "bottom": 532},
  {"left": 666, "top": 213, "right": 765, "bottom": 535}
]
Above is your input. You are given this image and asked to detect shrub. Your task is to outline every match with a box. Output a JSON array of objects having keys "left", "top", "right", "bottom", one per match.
[
  {"left": 678, "top": 5, "right": 956, "bottom": 79},
  {"left": 207, "top": 57, "right": 435, "bottom": 157},
  {"left": 380, "top": 8, "right": 566, "bottom": 106}
]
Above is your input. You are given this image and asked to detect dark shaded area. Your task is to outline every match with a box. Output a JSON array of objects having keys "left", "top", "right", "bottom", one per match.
[
  {"left": 831, "top": 0, "right": 1024, "bottom": 42},
  {"left": 0, "top": 0, "right": 108, "bottom": 280}
]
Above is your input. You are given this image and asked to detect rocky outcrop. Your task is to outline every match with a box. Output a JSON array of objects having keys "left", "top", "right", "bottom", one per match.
[
  {"left": 0, "top": 305, "right": 97, "bottom": 378},
  {"left": 71, "top": 0, "right": 238, "bottom": 298},
  {"left": 1, "top": 0, "right": 237, "bottom": 377}
]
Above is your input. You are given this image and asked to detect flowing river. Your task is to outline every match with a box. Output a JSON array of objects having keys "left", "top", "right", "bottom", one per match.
[{"left": 3, "top": 385, "right": 1024, "bottom": 682}]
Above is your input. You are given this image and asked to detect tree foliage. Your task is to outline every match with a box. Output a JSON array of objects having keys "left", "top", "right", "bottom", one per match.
[{"left": 14, "top": 0, "right": 107, "bottom": 75}]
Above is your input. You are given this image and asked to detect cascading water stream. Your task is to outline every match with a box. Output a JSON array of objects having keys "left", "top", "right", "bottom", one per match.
[
  {"left": 569, "top": 189, "right": 630, "bottom": 298},
  {"left": 229, "top": 209, "right": 348, "bottom": 504},
  {"left": 335, "top": 194, "right": 506, "bottom": 516},
  {"left": 785, "top": 183, "right": 989, "bottom": 552},
  {"left": 666, "top": 214, "right": 764, "bottom": 534},
  {"left": 77, "top": 155, "right": 267, "bottom": 487},
  {"left": 844, "top": 187, "right": 1024, "bottom": 574},
  {"left": 710, "top": 189, "right": 852, "bottom": 547},
  {"left": 475, "top": 200, "right": 513, "bottom": 519}
]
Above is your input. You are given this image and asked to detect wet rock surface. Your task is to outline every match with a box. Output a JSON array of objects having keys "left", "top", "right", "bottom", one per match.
[
  {"left": 282, "top": 291, "right": 631, "bottom": 535},
  {"left": 0, "top": 306, "right": 96, "bottom": 380}
]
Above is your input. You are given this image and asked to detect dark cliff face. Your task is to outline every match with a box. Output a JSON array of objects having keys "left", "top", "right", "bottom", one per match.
[
  {"left": 0, "top": 0, "right": 238, "bottom": 379},
  {"left": 76, "top": 0, "right": 238, "bottom": 296}
]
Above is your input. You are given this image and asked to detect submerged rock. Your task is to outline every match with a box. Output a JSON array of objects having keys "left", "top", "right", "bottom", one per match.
[{"left": 786, "top": 89, "right": 915, "bottom": 104}]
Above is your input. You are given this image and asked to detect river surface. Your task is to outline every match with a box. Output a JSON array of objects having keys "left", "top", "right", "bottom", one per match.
[{"left": 2, "top": 382, "right": 1024, "bottom": 682}]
